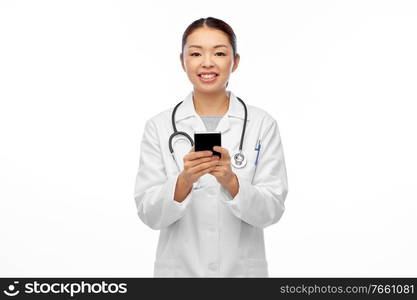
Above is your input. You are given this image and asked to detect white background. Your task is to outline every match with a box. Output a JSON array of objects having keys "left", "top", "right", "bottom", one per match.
[{"left": 1, "top": 0, "right": 416, "bottom": 277}]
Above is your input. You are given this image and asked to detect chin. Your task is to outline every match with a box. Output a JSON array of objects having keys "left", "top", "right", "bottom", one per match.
[
  {"left": 195, "top": 82, "right": 226, "bottom": 92},
  {"left": 195, "top": 86, "right": 223, "bottom": 94}
]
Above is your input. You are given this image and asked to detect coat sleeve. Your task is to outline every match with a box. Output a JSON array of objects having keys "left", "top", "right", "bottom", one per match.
[
  {"left": 219, "top": 118, "right": 288, "bottom": 229},
  {"left": 133, "top": 119, "right": 193, "bottom": 230}
]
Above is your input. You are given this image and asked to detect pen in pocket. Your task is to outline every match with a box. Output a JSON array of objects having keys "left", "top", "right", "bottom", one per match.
[{"left": 255, "top": 139, "right": 261, "bottom": 166}]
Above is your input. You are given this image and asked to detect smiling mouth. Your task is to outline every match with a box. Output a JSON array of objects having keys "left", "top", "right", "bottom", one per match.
[{"left": 198, "top": 73, "right": 219, "bottom": 79}]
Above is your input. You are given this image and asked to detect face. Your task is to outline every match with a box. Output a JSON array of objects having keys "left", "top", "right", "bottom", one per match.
[{"left": 180, "top": 26, "right": 240, "bottom": 93}]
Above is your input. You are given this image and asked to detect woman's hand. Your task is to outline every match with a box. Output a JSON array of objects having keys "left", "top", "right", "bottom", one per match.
[
  {"left": 209, "top": 146, "right": 239, "bottom": 197},
  {"left": 181, "top": 146, "right": 220, "bottom": 186}
]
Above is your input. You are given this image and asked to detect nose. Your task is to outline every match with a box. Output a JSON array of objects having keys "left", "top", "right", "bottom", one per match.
[{"left": 202, "top": 54, "right": 214, "bottom": 68}]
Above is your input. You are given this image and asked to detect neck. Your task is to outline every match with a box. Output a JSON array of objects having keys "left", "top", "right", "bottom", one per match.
[{"left": 192, "top": 89, "right": 230, "bottom": 116}]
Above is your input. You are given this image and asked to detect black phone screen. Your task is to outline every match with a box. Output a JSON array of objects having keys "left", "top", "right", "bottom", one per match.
[{"left": 194, "top": 132, "right": 221, "bottom": 158}]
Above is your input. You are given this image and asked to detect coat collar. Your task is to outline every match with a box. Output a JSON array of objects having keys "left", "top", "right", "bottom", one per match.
[{"left": 174, "top": 90, "right": 250, "bottom": 134}]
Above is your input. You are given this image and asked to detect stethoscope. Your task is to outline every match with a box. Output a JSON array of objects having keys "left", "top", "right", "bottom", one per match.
[{"left": 168, "top": 96, "right": 248, "bottom": 170}]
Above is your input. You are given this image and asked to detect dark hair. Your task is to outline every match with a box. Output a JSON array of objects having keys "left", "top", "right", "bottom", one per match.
[{"left": 181, "top": 17, "right": 237, "bottom": 58}]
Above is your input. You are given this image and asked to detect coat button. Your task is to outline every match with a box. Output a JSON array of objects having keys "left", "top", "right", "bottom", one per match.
[{"left": 208, "top": 263, "right": 218, "bottom": 271}]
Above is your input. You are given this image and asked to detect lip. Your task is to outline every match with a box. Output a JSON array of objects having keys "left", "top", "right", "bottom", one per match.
[
  {"left": 198, "top": 72, "right": 219, "bottom": 83},
  {"left": 198, "top": 72, "right": 219, "bottom": 76}
]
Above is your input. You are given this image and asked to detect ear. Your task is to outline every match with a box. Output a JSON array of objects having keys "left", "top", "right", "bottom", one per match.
[
  {"left": 180, "top": 53, "right": 186, "bottom": 72},
  {"left": 231, "top": 53, "right": 240, "bottom": 73}
]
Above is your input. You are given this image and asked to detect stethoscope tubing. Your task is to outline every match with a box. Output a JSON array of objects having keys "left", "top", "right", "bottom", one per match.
[{"left": 169, "top": 95, "right": 248, "bottom": 167}]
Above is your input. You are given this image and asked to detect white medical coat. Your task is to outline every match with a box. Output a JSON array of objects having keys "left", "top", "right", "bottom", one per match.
[{"left": 134, "top": 90, "right": 288, "bottom": 277}]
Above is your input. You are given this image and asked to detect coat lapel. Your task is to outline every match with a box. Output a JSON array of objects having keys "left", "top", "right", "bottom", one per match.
[{"left": 174, "top": 90, "right": 250, "bottom": 134}]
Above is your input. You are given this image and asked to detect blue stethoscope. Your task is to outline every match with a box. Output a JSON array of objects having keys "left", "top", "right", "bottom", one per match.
[{"left": 169, "top": 96, "right": 248, "bottom": 169}]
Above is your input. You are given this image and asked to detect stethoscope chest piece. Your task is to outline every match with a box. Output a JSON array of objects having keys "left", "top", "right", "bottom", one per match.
[{"left": 231, "top": 151, "right": 247, "bottom": 169}]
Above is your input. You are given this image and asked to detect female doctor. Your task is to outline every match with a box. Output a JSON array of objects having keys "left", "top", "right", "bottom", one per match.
[{"left": 134, "top": 17, "right": 288, "bottom": 277}]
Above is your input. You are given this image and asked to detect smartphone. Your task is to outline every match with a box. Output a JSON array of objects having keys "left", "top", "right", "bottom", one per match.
[{"left": 194, "top": 131, "right": 221, "bottom": 158}]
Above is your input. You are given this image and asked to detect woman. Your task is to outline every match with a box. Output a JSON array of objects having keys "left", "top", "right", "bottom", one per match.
[{"left": 134, "top": 17, "right": 288, "bottom": 277}]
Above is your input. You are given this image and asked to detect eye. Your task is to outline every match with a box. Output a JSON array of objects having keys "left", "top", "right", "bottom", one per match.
[
  {"left": 215, "top": 52, "right": 226, "bottom": 56},
  {"left": 190, "top": 52, "right": 201, "bottom": 56}
]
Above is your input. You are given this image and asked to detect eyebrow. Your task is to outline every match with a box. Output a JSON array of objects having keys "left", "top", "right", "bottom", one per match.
[{"left": 188, "top": 44, "right": 228, "bottom": 49}]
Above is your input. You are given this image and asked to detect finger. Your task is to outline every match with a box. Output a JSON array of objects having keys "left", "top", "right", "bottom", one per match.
[
  {"left": 187, "top": 156, "right": 216, "bottom": 168},
  {"left": 208, "top": 168, "right": 222, "bottom": 176},
  {"left": 190, "top": 159, "right": 219, "bottom": 174},
  {"left": 210, "top": 165, "right": 224, "bottom": 173},
  {"left": 188, "top": 150, "right": 213, "bottom": 161},
  {"left": 184, "top": 149, "right": 212, "bottom": 162},
  {"left": 211, "top": 155, "right": 225, "bottom": 166},
  {"left": 196, "top": 164, "right": 218, "bottom": 178},
  {"left": 213, "top": 146, "right": 230, "bottom": 161}
]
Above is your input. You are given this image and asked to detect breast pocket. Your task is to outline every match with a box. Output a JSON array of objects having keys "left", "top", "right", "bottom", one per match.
[{"left": 231, "top": 150, "right": 257, "bottom": 183}]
